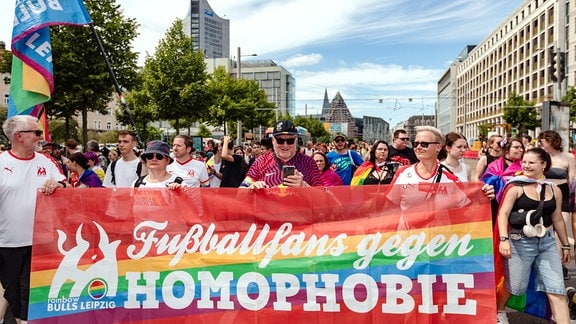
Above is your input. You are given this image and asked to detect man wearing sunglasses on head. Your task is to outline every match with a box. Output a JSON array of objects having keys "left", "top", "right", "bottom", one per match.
[
  {"left": 240, "top": 120, "right": 322, "bottom": 189},
  {"left": 389, "top": 129, "right": 418, "bottom": 166},
  {"left": 326, "top": 133, "right": 364, "bottom": 185}
]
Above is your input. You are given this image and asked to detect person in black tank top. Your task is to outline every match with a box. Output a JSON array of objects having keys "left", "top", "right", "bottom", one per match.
[{"left": 495, "top": 148, "right": 571, "bottom": 324}]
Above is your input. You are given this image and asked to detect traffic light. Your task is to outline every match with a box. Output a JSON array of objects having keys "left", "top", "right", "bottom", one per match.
[
  {"left": 559, "top": 52, "right": 566, "bottom": 82},
  {"left": 550, "top": 51, "right": 558, "bottom": 82}
]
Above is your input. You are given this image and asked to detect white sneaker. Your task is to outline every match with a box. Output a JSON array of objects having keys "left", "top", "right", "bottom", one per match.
[{"left": 497, "top": 310, "right": 509, "bottom": 324}]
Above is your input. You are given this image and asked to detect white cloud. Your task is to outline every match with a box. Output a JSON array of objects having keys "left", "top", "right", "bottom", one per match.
[{"left": 281, "top": 53, "right": 322, "bottom": 68}]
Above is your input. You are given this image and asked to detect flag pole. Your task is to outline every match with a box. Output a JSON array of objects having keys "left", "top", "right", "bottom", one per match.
[{"left": 88, "top": 23, "right": 144, "bottom": 149}]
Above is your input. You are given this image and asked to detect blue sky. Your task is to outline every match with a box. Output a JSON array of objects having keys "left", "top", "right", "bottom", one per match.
[{"left": 1, "top": 0, "right": 524, "bottom": 126}]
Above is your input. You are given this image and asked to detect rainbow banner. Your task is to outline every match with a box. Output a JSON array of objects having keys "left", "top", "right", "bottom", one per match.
[
  {"left": 30, "top": 184, "right": 495, "bottom": 323},
  {"left": 9, "top": 0, "right": 92, "bottom": 117}
]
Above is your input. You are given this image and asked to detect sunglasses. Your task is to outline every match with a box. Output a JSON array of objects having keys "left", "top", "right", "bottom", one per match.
[
  {"left": 275, "top": 137, "right": 296, "bottom": 145},
  {"left": 334, "top": 138, "right": 346, "bottom": 143},
  {"left": 414, "top": 141, "right": 439, "bottom": 148},
  {"left": 142, "top": 153, "right": 166, "bottom": 160},
  {"left": 397, "top": 137, "right": 410, "bottom": 141},
  {"left": 19, "top": 130, "right": 43, "bottom": 136}
]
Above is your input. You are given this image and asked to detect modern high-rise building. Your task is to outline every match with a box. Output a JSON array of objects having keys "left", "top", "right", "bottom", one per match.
[
  {"left": 439, "top": 0, "right": 569, "bottom": 141},
  {"left": 183, "top": 0, "right": 230, "bottom": 59}
]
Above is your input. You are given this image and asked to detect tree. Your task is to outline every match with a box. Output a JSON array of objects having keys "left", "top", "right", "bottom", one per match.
[
  {"left": 477, "top": 123, "right": 491, "bottom": 142},
  {"left": 0, "top": 50, "right": 12, "bottom": 74},
  {"left": 48, "top": 119, "right": 80, "bottom": 144},
  {"left": 115, "top": 71, "right": 157, "bottom": 145},
  {"left": 143, "top": 19, "right": 211, "bottom": 134},
  {"left": 562, "top": 86, "right": 576, "bottom": 121},
  {"left": 294, "top": 116, "right": 329, "bottom": 140},
  {"left": 206, "top": 66, "right": 275, "bottom": 135},
  {"left": 502, "top": 92, "right": 539, "bottom": 136},
  {"left": 197, "top": 124, "right": 212, "bottom": 138},
  {"left": 47, "top": 0, "right": 139, "bottom": 148},
  {"left": 98, "top": 130, "right": 119, "bottom": 144}
]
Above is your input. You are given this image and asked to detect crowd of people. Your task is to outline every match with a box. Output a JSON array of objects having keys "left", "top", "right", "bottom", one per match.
[{"left": 1, "top": 115, "right": 576, "bottom": 323}]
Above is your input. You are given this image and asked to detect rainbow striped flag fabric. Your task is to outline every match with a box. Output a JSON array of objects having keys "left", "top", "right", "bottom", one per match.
[
  {"left": 29, "top": 184, "right": 495, "bottom": 323},
  {"left": 8, "top": 0, "right": 92, "bottom": 139}
]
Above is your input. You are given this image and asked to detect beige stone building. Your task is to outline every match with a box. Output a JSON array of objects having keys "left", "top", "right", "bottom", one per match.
[{"left": 440, "top": 0, "right": 569, "bottom": 141}]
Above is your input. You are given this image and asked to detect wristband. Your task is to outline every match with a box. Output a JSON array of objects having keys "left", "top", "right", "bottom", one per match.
[
  {"left": 562, "top": 244, "right": 571, "bottom": 250},
  {"left": 58, "top": 181, "right": 66, "bottom": 188}
]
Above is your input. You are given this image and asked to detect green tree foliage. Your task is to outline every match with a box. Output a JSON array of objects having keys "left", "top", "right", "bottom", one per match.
[
  {"left": 98, "top": 130, "right": 119, "bottom": 144},
  {"left": 206, "top": 66, "right": 275, "bottom": 134},
  {"left": 47, "top": 0, "right": 139, "bottom": 147},
  {"left": 294, "top": 116, "right": 329, "bottom": 140},
  {"left": 115, "top": 71, "right": 156, "bottom": 145},
  {"left": 197, "top": 124, "right": 212, "bottom": 138},
  {"left": 0, "top": 50, "right": 12, "bottom": 73},
  {"left": 503, "top": 92, "right": 539, "bottom": 136},
  {"left": 49, "top": 118, "right": 80, "bottom": 144},
  {"left": 477, "top": 124, "right": 491, "bottom": 142},
  {"left": 562, "top": 86, "right": 576, "bottom": 121},
  {"left": 143, "top": 19, "right": 210, "bottom": 133}
]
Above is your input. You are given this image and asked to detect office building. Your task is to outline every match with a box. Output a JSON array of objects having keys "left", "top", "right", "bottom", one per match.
[
  {"left": 440, "top": 0, "right": 568, "bottom": 140},
  {"left": 183, "top": 0, "right": 230, "bottom": 59}
]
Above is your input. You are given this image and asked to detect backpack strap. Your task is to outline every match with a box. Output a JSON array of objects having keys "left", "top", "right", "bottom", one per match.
[
  {"left": 110, "top": 160, "right": 117, "bottom": 185},
  {"left": 348, "top": 150, "right": 358, "bottom": 167},
  {"left": 134, "top": 175, "right": 147, "bottom": 188},
  {"left": 111, "top": 159, "right": 143, "bottom": 186}
]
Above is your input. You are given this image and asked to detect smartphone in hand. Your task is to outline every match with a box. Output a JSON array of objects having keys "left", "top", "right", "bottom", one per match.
[{"left": 282, "top": 165, "right": 295, "bottom": 184}]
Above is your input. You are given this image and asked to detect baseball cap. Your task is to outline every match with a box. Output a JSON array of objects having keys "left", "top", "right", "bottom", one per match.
[
  {"left": 272, "top": 120, "right": 298, "bottom": 136},
  {"left": 333, "top": 133, "right": 346, "bottom": 141}
]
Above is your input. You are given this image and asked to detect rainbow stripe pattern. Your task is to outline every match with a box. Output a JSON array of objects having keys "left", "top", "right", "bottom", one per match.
[{"left": 30, "top": 184, "right": 495, "bottom": 323}]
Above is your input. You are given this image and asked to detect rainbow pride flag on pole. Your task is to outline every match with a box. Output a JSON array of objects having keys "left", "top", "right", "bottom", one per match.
[
  {"left": 29, "top": 184, "right": 496, "bottom": 323},
  {"left": 8, "top": 0, "right": 92, "bottom": 138}
]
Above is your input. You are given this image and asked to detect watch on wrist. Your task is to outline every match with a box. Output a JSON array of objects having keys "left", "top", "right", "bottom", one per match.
[{"left": 499, "top": 236, "right": 509, "bottom": 242}]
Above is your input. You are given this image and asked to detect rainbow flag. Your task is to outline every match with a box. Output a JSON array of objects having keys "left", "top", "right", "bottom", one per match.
[
  {"left": 8, "top": 0, "right": 92, "bottom": 119},
  {"left": 29, "top": 184, "right": 495, "bottom": 323}
]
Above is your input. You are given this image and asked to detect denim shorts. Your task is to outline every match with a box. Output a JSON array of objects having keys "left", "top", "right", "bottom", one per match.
[{"left": 503, "top": 229, "right": 565, "bottom": 295}]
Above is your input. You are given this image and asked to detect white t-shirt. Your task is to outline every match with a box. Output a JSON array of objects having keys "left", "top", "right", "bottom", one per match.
[
  {"left": 0, "top": 151, "right": 66, "bottom": 246},
  {"left": 103, "top": 157, "right": 141, "bottom": 188},
  {"left": 441, "top": 160, "right": 469, "bottom": 182},
  {"left": 209, "top": 160, "right": 221, "bottom": 188},
  {"left": 134, "top": 173, "right": 179, "bottom": 188},
  {"left": 167, "top": 158, "right": 209, "bottom": 188},
  {"left": 387, "top": 164, "right": 470, "bottom": 212}
]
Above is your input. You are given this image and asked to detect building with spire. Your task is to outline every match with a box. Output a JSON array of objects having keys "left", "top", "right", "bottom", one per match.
[
  {"left": 321, "top": 88, "right": 331, "bottom": 118},
  {"left": 325, "top": 91, "right": 356, "bottom": 138},
  {"left": 183, "top": 0, "right": 230, "bottom": 59}
]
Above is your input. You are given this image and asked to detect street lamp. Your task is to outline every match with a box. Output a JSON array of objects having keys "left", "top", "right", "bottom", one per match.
[{"left": 236, "top": 47, "right": 257, "bottom": 146}]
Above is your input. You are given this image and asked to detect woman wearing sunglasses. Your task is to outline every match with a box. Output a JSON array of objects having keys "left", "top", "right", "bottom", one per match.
[
  {"left": 386, "top": 126, "right": 495, "bottom": 212},
  {"left": 134, "top": 141, "right": 182, "bottom": 190}
]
